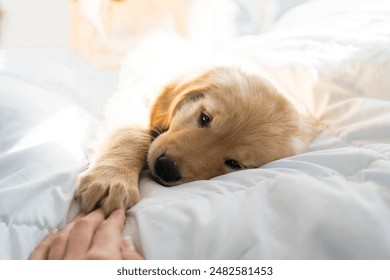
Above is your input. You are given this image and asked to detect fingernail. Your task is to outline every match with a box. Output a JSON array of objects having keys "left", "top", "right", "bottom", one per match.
[
  {"left": 51, "top": 228, "right": 59, "bottom": 233},
  {"left": 124, "top": 236, "right": 135, "bottom": 252}
]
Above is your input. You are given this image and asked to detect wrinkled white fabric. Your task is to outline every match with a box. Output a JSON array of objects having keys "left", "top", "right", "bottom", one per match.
[{"left": 0, "top": 49, "right": 114, "bottom": 259}]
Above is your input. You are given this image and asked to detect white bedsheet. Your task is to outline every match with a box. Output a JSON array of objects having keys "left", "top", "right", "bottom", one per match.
[
  {"left": 0, "top": 49, "right": 116, "bottom": 259},
  {"left": 1, "top": 0, "right": 390, "bottom": 259}
]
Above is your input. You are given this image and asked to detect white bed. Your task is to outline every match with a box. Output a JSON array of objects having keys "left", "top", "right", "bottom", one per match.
[{"left": 1, "top": 0, "right": 390, "bottom": 259}]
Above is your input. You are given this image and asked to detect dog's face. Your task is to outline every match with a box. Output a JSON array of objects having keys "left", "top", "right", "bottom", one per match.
[{"left": 148, "top": 66, "right": 307, "bottom": 186}]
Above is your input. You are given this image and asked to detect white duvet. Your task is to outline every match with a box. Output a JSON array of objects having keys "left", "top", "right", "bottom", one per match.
[{"left": 1, "top": 0, "right": 390, "bottom": 259}]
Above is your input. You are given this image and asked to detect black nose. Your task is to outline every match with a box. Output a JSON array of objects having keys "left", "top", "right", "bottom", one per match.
[{"left": 154, "top": 155, "right": 181, "bottom": 183}]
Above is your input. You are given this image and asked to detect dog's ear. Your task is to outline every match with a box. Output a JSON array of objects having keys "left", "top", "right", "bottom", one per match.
[
  {"left": 150, "top": 78, "right": 206, "bottom": 137},
  {"left": 149, "top": 80, "right": 179, "bottom": 135},
  {"left": 150, "top": 67, "right": 216, "bottom": 137}
]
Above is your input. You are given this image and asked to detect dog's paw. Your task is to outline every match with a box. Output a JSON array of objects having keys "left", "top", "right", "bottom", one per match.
[{"left": 76, "top": 166, "right": 140, "bottom": 216}]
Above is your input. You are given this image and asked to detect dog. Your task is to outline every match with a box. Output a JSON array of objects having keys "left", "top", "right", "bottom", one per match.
[
  {"left": 76, "top": 35, "right": 317, "bottom": 215},
  {"left": 76, "top": 57, "right": 317, "bottom": 215}
]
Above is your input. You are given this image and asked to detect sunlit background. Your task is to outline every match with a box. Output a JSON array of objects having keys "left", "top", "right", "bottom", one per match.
[{"left": 0, "top": 0, "right": 309, "bottom": 69}]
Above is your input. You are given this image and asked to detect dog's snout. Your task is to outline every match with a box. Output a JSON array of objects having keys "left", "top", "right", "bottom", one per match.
[{"left": 154, "top": 155, "right": 181, "bottom": 184}]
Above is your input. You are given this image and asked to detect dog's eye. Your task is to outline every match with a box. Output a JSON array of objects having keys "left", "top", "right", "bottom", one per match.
[
  {"left": 199, "top": 113, "right": 212, "bottom": 127},
  {"left": 225, "top": 159, "right": 241, "bottom": 169}
]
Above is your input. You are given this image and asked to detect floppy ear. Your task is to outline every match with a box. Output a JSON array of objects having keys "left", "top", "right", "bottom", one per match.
[
  {"left": 149, "top": 80, "right": 180, "bottom": 135},
  {"left": 150, "top": 67, "right": 215, "bottom": 137},
  {"left": 149, "top": 78, "right": 206, "bottom": 137}
]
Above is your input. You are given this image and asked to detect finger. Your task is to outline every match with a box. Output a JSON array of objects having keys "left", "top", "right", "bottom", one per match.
[
  {"left": 71, "top": 213, "right": 86, "bottom": 222},
  {"left": 122, "top": 249, "right": 144, "bottom": 260},
  {"left": 87, "top": 209, "right": 126, "bottom": 259},
  {"left": 29, "top": 229, "right": 59, "bottom": 260},
  {"left": 30, "top": 210, "right": 85, "bottom": 260},
  {"left": 47, "top": 221, "right": 77, "bottom": 260},
  {"left": 121, "top": 236, "right": 144, "bottom": 260},
  {"left": 64, "top": 209, "right": 105, "bottom": 259},
  {"left": 122, "top": 236, "right": 135, "bottom": 252}
]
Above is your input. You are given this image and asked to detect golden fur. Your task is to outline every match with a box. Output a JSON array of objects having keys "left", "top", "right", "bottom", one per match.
[{"left": 77, "top": 66, "right": 316, "bottom": 215}]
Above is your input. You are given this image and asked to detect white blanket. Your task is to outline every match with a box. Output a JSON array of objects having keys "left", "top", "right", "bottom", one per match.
[
  {"left": 1, "top": 0, "right": 390, "bottom": 259},
  {"left": 0, "top": 49, "right": 115, "bottom": 259}
]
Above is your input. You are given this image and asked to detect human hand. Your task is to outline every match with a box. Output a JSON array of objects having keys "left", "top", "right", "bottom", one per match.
[{"left": 29, "top": 208, "right": 143, "bottom": 260}]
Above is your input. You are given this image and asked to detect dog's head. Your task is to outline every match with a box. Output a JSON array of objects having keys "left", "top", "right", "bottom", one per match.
[{"left": 148, "top": 66, "right": 310, "bottom": 186}]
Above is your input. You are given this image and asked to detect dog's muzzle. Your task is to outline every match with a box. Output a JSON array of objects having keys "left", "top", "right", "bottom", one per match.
[{"left": 154, "top": 154, "right": 181, "bottom": 185}]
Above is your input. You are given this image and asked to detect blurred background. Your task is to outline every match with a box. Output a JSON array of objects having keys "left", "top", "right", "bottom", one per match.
[{"left": 0, "top": 0, "right": 310, "bottom": 69}]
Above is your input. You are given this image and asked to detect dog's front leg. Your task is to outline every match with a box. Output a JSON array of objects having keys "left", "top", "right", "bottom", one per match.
[{"left": 76, "top": 127, "right": 151, "bottom": 216}]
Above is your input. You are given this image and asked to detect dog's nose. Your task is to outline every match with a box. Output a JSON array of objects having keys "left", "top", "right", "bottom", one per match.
[{"left": 154, "top": 154, "right": 181, "bottom": 183}]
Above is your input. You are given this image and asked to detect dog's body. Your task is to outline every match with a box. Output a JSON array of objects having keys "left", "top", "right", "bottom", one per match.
[{"left": 76, "top": 39, "right": 317, "bottom": 215}]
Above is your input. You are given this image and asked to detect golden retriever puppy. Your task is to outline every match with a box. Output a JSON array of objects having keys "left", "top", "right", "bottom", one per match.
[{"left": 77, "top": 66, "right": 316, "bottom": 215}]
